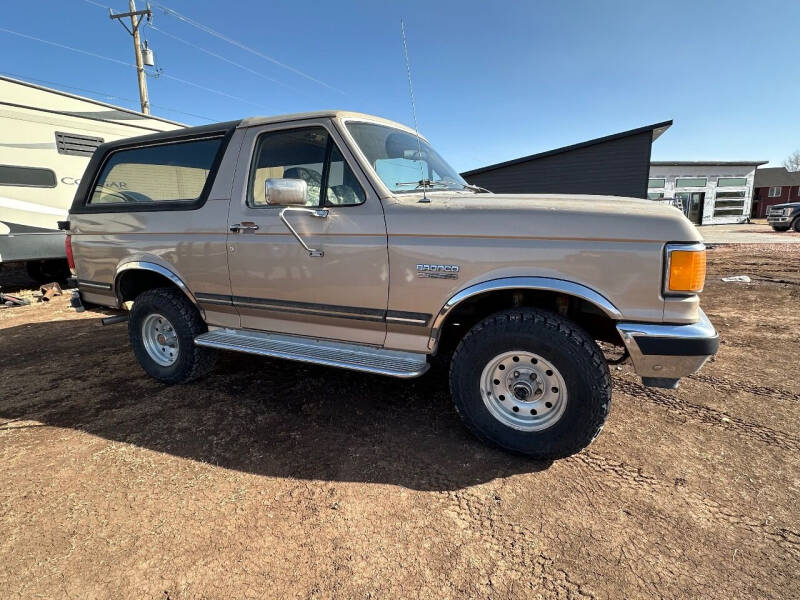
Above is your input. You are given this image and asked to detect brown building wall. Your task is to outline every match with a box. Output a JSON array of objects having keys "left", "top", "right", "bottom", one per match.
[{"left": 752, "top": 185, "right": 800, "bottom": 217}]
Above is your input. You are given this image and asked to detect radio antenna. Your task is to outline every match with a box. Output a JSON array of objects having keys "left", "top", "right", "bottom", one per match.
[{"left": 400, "top": 19, "right": 428, "bottom": 203}]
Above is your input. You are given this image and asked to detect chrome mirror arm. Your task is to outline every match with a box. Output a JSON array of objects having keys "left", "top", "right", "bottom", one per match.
[{"left": 278, "top": 207, "right": 328, "bottom": 257}]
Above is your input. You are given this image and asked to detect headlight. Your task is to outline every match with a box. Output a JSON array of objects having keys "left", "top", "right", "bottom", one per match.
[
  {"left": 665, "top": 243, "right": 706, "bottom": 295},
  {"left": 785, "top": 208, "right": 793, "bottom": 216}
]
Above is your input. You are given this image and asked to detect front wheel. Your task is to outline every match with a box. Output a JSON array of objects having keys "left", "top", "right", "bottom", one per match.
[
  {"left": 449, "top": 309, "right": 611, "bottom": 459},
  {"left": 129, "top": 287, "right": 216, "bottom": 383},
  {"left": 793, "top": 219, "right": 800, "bottom": 233}
]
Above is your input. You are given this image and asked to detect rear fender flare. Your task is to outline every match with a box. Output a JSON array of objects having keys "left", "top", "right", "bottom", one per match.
[{"left": 114, "top": 260, "right": 200, "bottom": 311}]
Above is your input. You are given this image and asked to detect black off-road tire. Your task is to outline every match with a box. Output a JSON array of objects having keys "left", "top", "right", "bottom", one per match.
[
  {"left": 793, "top": 219, "right": 800, "bottom": 233},
  {"left": 129, "top": 287, "right": 216, "bottom": 384},
  {"left": 449, "top": 308, "right": 611, "bottom": 460}
]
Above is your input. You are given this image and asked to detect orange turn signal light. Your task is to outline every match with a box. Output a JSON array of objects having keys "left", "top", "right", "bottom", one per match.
[{"left": 667, "top": 247, "right": 706, "bottom": 294}]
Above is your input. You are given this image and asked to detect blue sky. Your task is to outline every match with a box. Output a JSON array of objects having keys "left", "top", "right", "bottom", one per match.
[{"left": 2, "top": 0, "right": 798, "bottom": 171}]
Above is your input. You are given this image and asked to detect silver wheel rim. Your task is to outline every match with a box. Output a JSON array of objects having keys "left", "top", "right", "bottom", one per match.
[
  {"left": 141, "top": 313, "right": 179, "bottom": 367},
  {"left": 480, "top": 350, "right": 568, "bottom": 432}
]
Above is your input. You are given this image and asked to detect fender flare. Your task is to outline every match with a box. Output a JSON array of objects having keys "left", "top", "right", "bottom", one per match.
[
  {"left": 427, "top": 276, "right": 622, "bottom": 351},
  {"left": 114, "top": 260, "right": 200, "bottom": 309}
]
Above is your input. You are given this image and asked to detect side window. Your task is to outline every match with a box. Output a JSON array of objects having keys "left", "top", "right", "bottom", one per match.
[
  {"left": 249, "top": 127, "right": 327, "bottom": 207},
  {"left": 325, "top": 144, "right": 366, "bottom": 206},
  {"left": 248, "top": 126, "right": 366, "bottom": 208},
  {"left": 88, "top": 137, "right": 223, "bottom": 205}
]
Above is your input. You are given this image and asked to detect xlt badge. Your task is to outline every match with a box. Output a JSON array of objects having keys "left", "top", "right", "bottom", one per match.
[{"left": 417, "top": 264, "right": 460, "bottom": 279}]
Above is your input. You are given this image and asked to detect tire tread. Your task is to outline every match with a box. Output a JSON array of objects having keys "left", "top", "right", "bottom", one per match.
[
  {"left": 449, "top": 308, "right": 611, "bottom": 460},
  {"left": 129, "top": 287, "right": 216, "bottom": 383}
]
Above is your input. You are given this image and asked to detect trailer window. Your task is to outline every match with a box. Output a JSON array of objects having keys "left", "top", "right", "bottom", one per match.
[
  {"left": 89, "top": 137, "right": 223, "bottom": 205},
  {"left": 0, "top": 164, "right": 56, "bottom": 188}
]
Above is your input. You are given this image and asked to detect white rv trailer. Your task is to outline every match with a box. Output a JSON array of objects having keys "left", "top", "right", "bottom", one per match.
[{"left": 0, "top": 75, "right": 183, "bottom": 280}]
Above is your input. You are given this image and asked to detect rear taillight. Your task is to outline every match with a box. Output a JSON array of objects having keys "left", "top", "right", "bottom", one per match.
[{"left": 65, "top": 234, "right": 75, "bottom": 271}]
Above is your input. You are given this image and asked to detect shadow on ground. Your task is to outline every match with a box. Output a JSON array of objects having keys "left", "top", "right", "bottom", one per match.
[
  {"left": 0, "top": 319, "right": 550, "bottom": 490},
  {"left": 0, "top": 265, "right": 65, "bottom": 295}
]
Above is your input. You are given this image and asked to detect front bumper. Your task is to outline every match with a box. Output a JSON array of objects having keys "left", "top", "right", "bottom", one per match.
[
  {"left": 616, "top": 309, "right": 719, "bottom": 389},
  {"left": 767, "top": 215, "right": 790, "bottom": 225}
]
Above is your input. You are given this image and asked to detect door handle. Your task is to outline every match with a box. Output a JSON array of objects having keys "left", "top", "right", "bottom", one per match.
[
  {"left": 230, "top": 222, "right": 260, "bottom": 233},
  {"left": 279, "top": 207, "right": 329, "bottom": 257}
]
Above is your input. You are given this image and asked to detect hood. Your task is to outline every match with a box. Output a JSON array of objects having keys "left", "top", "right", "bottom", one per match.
[
  {"left": 385, "top": 192, "right": 702, "bottom": 243},
  {"left": 769, "top": 202, "right": 800, "bottom": 209}
]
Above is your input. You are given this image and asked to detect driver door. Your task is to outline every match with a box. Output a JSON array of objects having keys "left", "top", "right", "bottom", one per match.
[{"left": 226, "top": 120, "right": 389, "bottom": 346}]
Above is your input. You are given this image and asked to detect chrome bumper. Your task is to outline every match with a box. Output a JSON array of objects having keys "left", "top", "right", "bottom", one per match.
[{"left": 616, "top": 309, "right": 719, "bottom": 389}]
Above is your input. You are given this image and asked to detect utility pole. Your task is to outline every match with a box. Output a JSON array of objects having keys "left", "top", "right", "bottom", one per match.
[{"left": 110, "top": 1, "right": 152, "bottom": 114}]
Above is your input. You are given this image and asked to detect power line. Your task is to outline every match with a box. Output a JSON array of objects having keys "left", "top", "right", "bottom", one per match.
[
  {"left": 81, "top": 0, "right": 112, "bottom": 9},
  {"left": 152, "top": 2, "right": 345, "bottom": 94},
  {"left": 157, "top": 71, "right": 266, "bottom": 108},
  {"left": 0, "top": 26, "right": 132, "bottom": 68},
  {"left": 82, "top": 0, "right": 317, "bottom": 97},
  {"left": 0, "top": 26, "right": 270, "bottom": 110},
  {"left": 148, "top": 24, "right": 298, "bottom": 92},
  {"left": 0, "top": 71, "right": 216, "bottom": 121},
  {"left": 81, "top": 1, "right": 305, "bottom": 96}
]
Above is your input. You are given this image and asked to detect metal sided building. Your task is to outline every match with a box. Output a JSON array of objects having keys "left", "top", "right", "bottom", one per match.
[
  {"left": 461, "top": 121, "right": 672, "bottom": 199},
  {"left": 647, "top": 161, "right": 766, "bottom": 225}
]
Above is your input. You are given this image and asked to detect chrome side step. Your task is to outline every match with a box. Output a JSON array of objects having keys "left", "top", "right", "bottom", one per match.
[{"left": 194, "top": 328, "right": 430, "bottom": 378}]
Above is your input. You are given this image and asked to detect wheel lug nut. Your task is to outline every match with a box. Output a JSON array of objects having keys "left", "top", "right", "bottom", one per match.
[
  {"left": 529, "top": 373, "right": 537, "bottom": 380},
  {"left": 513, "top": 371, "right": 520, "bottom": 378}
]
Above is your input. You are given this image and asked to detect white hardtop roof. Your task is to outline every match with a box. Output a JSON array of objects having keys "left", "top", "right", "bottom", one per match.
[{"left": 239, "top": 111, "right": 420, "bottom": 136}]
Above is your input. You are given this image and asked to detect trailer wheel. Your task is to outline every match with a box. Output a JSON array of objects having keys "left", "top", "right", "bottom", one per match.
[
  {"left": 449, "top": 308, "right": 611, "bottom": 460},
  {"left": 129, "top": 287, "right": 216, "bottom": 384}
]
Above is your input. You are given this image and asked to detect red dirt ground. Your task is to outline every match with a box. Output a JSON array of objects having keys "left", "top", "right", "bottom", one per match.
[{"left": 1, "top": 245, "right": 798, "bottom": 599}]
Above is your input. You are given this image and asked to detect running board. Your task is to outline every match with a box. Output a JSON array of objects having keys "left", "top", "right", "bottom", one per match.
[{"left": 194, "top": 329, "right": 430, "bottom": 378}]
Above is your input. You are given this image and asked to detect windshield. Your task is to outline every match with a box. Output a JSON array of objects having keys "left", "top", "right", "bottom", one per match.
[{"left": 345, "top": 121, "right": 468, "bottom": 193}]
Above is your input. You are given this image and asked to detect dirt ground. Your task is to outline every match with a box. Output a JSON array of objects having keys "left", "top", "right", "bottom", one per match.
[
  {"left": 1, "top": 245, "right": 798, "bottom": 599},
  {"left": 699, "top": 219, "right": 800, "bottom": 244}
]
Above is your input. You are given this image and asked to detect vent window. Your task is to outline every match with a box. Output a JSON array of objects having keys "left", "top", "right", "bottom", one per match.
[{"left": 55, "top": 131, "right": 105, "bottom": 157}]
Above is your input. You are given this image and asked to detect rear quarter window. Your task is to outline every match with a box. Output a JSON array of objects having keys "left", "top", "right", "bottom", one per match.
[{"left": 88, "top": 137, "right": 223, "bottom": 206}]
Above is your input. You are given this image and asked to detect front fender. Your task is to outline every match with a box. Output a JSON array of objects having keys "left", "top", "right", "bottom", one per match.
[{"left": 427, "top": 276, "right": 622, "bottom": 351}]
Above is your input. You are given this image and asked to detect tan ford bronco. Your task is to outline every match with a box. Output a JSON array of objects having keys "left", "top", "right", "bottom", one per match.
[{"left": 64, "top": 111, "right": 718, "bottom": 459}]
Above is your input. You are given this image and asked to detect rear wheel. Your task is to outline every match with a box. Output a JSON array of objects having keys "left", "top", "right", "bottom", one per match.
[
  {"left": 129, "top": 287, "right": 216, "bottom": 383},
  {"left": 449, "top": 308, "right": 611, "bottom": 459}
]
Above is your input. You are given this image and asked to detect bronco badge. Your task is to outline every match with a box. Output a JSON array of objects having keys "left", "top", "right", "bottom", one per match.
[{"left": 416, "top": 264, "right": 460, "bottom": 279}]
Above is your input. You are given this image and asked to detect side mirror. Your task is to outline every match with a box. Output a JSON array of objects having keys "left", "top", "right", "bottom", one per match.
[{"left": 265, "top": 178, "right": 307, "bottom": 206}]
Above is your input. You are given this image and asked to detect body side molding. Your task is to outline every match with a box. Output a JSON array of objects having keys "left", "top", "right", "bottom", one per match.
[{"left": 428, "top": 276, "right": 623, "bottom": 351}]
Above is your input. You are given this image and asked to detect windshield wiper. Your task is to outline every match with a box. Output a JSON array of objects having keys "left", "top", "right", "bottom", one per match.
[
  {"left": 396, "top": 179, "right": 450, "bottom": 190},
  {"left": 458, "top": 182, "right": 491, "bottom": 193}
]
